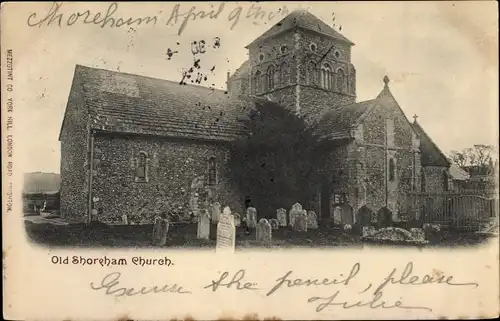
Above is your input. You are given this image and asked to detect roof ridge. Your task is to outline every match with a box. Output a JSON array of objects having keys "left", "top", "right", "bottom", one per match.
[{"left": 76, "top": 64, "right": 227, "bottom": 94}]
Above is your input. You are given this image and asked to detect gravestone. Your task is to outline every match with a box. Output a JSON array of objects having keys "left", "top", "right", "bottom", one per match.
[
  {"left": 277, "top": 208, "right": 287, "bottom": 226},
  {"left": 216, "top": 207, "right": 236, "bottom": 252},
  {"left": 121, "top": 214, "right": 128, "bottom": 225},
  {"left": 197, "top": 209, "right": 210, "bottom": 239},
  {"left": 289, "top": 203, "right": 303, "bottom": 227},
  {"left": 269, "top": 218, "right": 279, "bottom": 230},
  {"left": 293, "top": 210, "right": 308, "bottom": 232},
  {"left": 233, "top": 213, "right": 241, "bottom": 227},
  {"left": 333, "top": 206, "right": 342, "bottom": 225},
  {"left": 256, "top": 218, "right": 272, "bottom": 246},
  {"left": 340, "top": 204, "right": 354, "bottom": 225},
  {"left": 152, "top": 216, "right": 169, "bottom": 246},
  {"left": 377, "top": 207, "right": 393, "bottom": 228},
  {"left": 357, "top": 205, "right": 374, "bottom": 226},
  {"left": 246, "top": 207, "right": 258, "bottom": 228},
  {"left": 211, "top": 202, "right": 221, "bottom": 223},
  {"left": 307, "top": 211, "right": 318, "bottom": 229}
]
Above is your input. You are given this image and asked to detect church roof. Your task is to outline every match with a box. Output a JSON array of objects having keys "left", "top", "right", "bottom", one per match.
[
  {"left": 411, "top": 121, "right": 450, "bottom": 167},
  {"left": 314, "top": 100, "right": 377, "bottom": 140},
  {"left": 246, "top": 9, "right": 354, "bottom": 48},
  {"left": 66, "top": 65, "right": 254, "bottom": 142},
  {"left": 230, "top": 60, "right": 250, "bottom": 80}
]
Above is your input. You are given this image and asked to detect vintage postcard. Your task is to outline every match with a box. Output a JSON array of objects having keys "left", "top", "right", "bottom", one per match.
[{"left": 2, "top": 1, "right": 499, "bottom": 320}]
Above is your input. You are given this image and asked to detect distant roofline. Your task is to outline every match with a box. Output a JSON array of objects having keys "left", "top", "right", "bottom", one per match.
[{"left": 74, "top": 64, "right": 228, "bottom": 94}]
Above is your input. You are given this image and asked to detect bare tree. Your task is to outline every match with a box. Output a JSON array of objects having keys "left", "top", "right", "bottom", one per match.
[{"left": 449, "top": 144, "right": 496, "bottom": 168}]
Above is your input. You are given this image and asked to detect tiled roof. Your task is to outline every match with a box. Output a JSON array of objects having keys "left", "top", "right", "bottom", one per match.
[
  {"left": 314, "top": 100, "right": 376, "bottom": 139},
  {"left": 74, "top": 65, "right": 255, "bottom": 142},
  {"left": 247, "top": 9, "right": 354, "bottom": 48},
  {"left": 411, "top": 121, "right": 450, "bottom": 167}
]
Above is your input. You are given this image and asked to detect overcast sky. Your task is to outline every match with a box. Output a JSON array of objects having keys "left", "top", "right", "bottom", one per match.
[{"left": 3, "top": 1, "right": 498, "bottom": 174}]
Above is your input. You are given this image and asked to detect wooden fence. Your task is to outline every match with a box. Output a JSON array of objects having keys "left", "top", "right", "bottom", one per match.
[{"left": 401, "top": 191, "right": 499, "bottom": 230}]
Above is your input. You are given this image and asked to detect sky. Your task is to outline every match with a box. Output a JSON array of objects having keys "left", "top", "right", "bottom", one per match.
[{"left": 3, "top": 1, "right": 498, "bottom": 174}]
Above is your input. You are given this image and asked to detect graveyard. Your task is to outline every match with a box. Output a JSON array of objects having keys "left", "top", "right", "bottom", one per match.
[{"left": 25, "top": 201, "right": 495, "bottom": 249}]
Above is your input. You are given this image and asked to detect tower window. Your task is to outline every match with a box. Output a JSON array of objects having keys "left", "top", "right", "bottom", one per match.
[
  {"left": 320, "top": 63, "right": 333, "bottom": 90},
  {"left": 307, "top": 61, "right": 317, "bottom": 85},
  {"left": 388, "top": 158, "right": 395, "bottom": 182},
  {"left": 266, "top": 65, "right": 275, "bottom": 91},
  {"left": 208, "top": 157, "right": 217, "bottom": 186},
  {"left": 279, "top": 62, "right": 288, "bottom": 85},
  {"left": 258, "top": 53, "right": 264, "bottom": 62},
  {"left": 135, "top": 151, "right": 149, "bottom": 183},
  {"left": 336, "top": 68, "right": 346, "bottom": 92},
  {"left": 253, "top": 70, "right": 262, "bottom": 93},
  {"left": 310, "top": 43, "right": 317, "bottom": 52},
  {"left": 280, "top": 45, "right": 287, "bottom": 54}
]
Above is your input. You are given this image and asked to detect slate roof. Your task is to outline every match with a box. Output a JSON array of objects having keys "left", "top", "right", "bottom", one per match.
[
  {"left": 314, "top": 100, "right": 376, "bottom": 140},
  {"left": 411, "top": 121, "right": 450, "bottom": 167},
  {"left": 246, "top": 9, "right": 354, "bottom": 48},
  {"left": 69, "top": 65, "right": 256, "bottom": 142}
]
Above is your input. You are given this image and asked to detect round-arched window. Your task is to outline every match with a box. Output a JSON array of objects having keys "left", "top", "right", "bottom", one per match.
[
  {"left": 310, "top": 43, "right": 317, "bottom": 52},
  {"left": 280, "top": 45, "right": 287, "bottom": 54},
  {"left": 258, "top": 53, "right": 264, "bottom": 62}
]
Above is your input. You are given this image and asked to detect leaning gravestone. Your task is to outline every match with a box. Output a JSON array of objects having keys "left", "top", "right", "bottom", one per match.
[
  {"left": 289, "top": 203, "right": 303, "bottom": 227},
  {"left": 152, "top": 216, "right": 169, "bottom": 246},
  {"left": 246, "top": 207, "right": 258, "bottom": 228},
  {"left": 377, "top": 207, "right": 393, "bottom": 228},
  {"left": 197, "top": 209, "right": 210, "bottom": 240},
  {"left": 233, "top": 213, "right": 241, "bottom": 227},
  {"left": 216, "top": 207, "right": 236, "bottom": 253},
  {"left": 277, "top": 208, "right": 287, "bottom": 227},
  {"left": 256, "top": 218, "right": 272, "bottom": 246},
  {"left": 307, "top": 211, "right": 318, "bottom": 229},
  {"left": 211, "top": 202, "right": 221, "bottom": 223},
  {"left": 269, "top": 219, "right": 279, "bottom": 230},
  {"left": 293, "top": 210, "right": 308, "bottom": 232},
  {"left": 357, "top": 205, "right": 373, "bottom": 226}
]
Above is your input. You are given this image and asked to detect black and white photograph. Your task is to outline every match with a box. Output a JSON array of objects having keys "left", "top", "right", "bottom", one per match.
[{"left": 2, "top": 2, "right": 499, "bottom": 320}]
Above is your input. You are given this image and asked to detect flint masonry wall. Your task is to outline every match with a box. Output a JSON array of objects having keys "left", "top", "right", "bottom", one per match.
[
  {"left": 59, "top": 77, "right": 89, "bottom": 222},
  {"left": 90, "top": 134, "right": 244, "bottom": 224}
]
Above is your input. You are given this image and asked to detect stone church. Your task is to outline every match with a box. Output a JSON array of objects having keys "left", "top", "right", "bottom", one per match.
[{"left": 59, "top": 9, "right": 450, "bottom": 224}]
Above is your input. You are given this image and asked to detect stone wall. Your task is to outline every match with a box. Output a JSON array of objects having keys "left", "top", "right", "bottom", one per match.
[
  {"left": 90, "top": 134, "right": 244, "bottom": 224},
  {"left": 59, "top": 76, "right": 89, "bottom": 222}
]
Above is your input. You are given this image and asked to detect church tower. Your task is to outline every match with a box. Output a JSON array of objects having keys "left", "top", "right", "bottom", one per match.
[{"left": 244, "top": 9, "right": 357, "bottom": 123}]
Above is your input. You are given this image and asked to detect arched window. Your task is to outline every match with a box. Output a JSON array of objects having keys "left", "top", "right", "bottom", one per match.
[
  {"left": 253, "top": 70, "right": 261, "bottom": 93},
  {"left": 135, "top": 151, "right": 149, "bottom": 182},
  {"left": 266, "top": 65, "right": 274, "bottom": 91},
  {"left": 336, "top": 68, "right": 346, "bottom": 92},
  {"left": 350, "top": 69, "right": 356, "bottom": 94},
  {"left": 388, "top": 158, "right": 395, "bottom": 182},
  {"left": 279, "top": 62, "right": 288, "bottom": 85},
  {"left": 320, "top": 63, "right": 333, "bottom": 90},
  {"left": 208, "top": 157, "right": 217, "bottom": 186},
  {"left": 307, "top": 61, "right": 317, "bottom": 85},
  {"left": 443, "top": 171, "right": 449, "bottom": 191}
]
